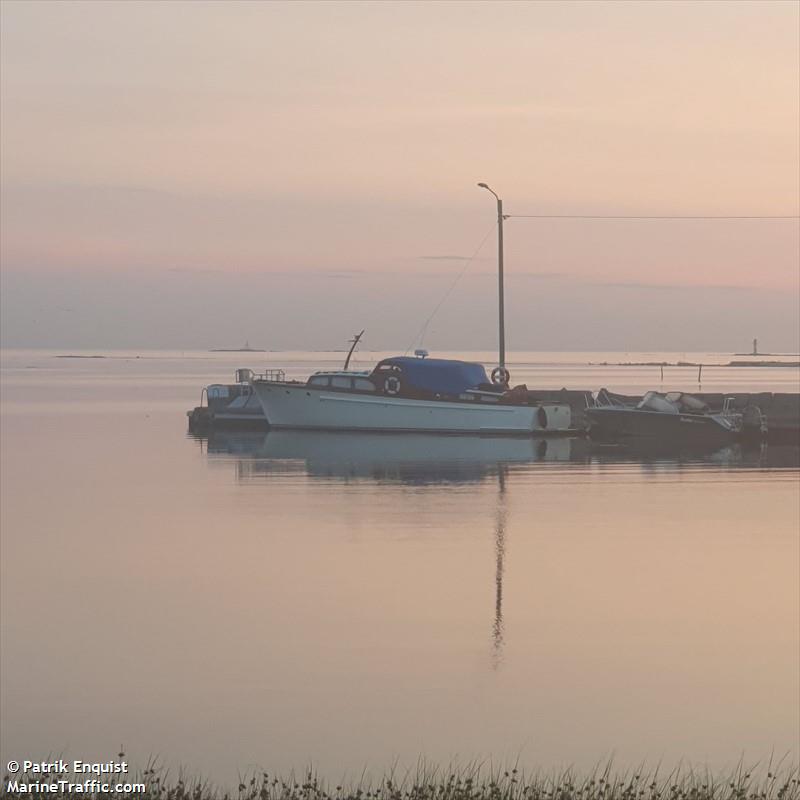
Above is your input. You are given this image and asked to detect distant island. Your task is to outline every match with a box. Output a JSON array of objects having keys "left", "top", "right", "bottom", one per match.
[
  {"left": 589, "top": 359, "right": 799, "bottom": 368},
  {"left": 210, "top": 341, "right": 266, "bottom": 352},
  {"left": 727, "top": 360, "right": 800, "bottom": 367}
]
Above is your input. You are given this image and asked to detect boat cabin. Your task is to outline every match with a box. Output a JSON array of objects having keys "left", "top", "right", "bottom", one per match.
[
  {"left": 303, "top": 357, "right": 505, "bottom": 402},
  {"left": 306, "top": 371, "right": 375, "bottom": 392}
]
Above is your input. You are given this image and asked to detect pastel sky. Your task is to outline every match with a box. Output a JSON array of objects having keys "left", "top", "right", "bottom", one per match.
[{"left": 1, "top": 0, "right": 798, "bottom": 351}]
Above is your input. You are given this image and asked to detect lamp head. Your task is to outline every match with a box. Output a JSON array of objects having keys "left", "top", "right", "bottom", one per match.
[{"left": 477, "top": 182, "right": 489, "bottom": 189}]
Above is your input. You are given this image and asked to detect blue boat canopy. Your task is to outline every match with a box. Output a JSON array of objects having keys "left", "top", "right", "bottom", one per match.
[{"left": 374, "top": 357, "right": 489, "bottom": 395}]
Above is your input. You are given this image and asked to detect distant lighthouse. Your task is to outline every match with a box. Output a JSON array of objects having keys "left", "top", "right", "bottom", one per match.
[{"left": 752, "top": 338, "right": 758, "bottom": 356}]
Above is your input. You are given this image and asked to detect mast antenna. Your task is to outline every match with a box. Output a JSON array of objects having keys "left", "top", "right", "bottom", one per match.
[{"left": 343, "top": 330, "right": 365, "bottom": 371}]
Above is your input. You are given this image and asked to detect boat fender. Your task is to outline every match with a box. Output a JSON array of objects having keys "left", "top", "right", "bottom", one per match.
[
  {"left": 491, "top": 366, "right": 510, "bottom": 386},
  {"left": 537, "top": 406, "right": 548, "bottom": 429},
  {"left": 384, "top": 376, "right": 402, "bottom": 396}
]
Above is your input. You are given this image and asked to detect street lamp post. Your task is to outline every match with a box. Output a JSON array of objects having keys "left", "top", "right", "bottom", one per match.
[{"left": 477, "top": 183, "right": 505, "bottom": 371}]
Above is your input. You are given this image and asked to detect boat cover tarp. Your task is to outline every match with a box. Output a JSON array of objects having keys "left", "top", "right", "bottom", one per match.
[
  {"left": 376, "top": 357, "right": 488, "bottom": 395},
  {"left": 637, "top": 391, "right": 679, "bottom": 414}
]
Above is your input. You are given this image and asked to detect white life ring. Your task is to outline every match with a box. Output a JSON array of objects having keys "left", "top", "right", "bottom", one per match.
[
  {"left": 384, "top": 375, "right": 402, "bottom": 395},
  {"left": 491, "top": 366, "right": 510, "bottom": 386}
]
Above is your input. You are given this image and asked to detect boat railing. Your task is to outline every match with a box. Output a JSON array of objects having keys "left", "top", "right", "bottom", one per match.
[
  {"left": 588, "top": 388, "right": 630, "bottom": 408},
  {"left": 249, "top": 369, "right": 287, "bottom": 383},
  {"left": 722, "top": 397, "right": 737, "bottom": 416}
]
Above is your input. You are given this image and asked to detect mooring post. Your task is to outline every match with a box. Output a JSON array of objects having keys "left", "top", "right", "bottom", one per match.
[{"left": 698, "top": 364, "right": 703, "bottom": 384}]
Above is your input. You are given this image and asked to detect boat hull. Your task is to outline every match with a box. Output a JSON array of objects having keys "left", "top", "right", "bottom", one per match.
[
  {"left": 586, "top": 407, "right": 739, "bottom": 441},
  {"left": 252, "top": 382, "right": 572, "bottom": 434}
]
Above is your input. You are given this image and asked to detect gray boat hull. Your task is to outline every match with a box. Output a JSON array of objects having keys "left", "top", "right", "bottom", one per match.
[{"left": 586, "top": 406, "right": 739, "bottom": 442}]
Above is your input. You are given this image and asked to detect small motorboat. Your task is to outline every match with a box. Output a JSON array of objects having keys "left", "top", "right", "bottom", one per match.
[
  {"left": 586, "top": 389, "right": 743, "bottom": 442},
  {"left": 187, "top": 369, "right": 269, "bottom": 431}
]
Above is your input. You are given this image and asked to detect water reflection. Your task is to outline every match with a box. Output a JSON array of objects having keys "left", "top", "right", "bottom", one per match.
[
  {"left": 492, "top": 468, "right": 507, "bottom": 670},
  {"left": 189, "top": 429, "right": 799, "bottom": 479},
  {"left": 3, "top": 351, "right": 797, "bottom": 781},
  {"left": 188, "top": 430, "right": 798, "bottom": 673},
  {"left": 192, "top": 430, "right": 572, "bottom": 483}
]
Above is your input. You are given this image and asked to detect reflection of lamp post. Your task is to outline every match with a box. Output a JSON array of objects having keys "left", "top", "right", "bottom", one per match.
[
  {"left": 491, "top": 466, "right": 508, "bottom": 670},
  {"left": 478, "top": 183, "right": 506, "bottom": 371}
]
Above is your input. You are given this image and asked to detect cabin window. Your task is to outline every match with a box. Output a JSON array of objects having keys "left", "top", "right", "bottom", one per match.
[
  {"left": 308, "top": 376, "right": 330, "bottom": 387},
  {"left": 353, "top": 378, "right": 375, "bottom": 392},
  {"left": 331, "top": 376, "right": 352, "bottom": 389}
]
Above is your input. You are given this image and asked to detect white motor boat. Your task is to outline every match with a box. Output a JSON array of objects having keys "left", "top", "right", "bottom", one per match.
[{"left": 251, "top": 355, "right": 572, "bottom": 435}]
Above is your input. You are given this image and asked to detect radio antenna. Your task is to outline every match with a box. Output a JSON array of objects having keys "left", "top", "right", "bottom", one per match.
[{"left": 343, "top": 330, "right": 365, "bottom": 371}]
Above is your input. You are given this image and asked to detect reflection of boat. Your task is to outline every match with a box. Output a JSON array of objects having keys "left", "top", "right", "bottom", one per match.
[
  {"left": 261, "top": 429, "right": 572, "bottom": 463},
  {"left": 191, "top": 428, "right": 799, "bottom": 470},
  {"left": 585, "top": 438, "right": 800, "bottom": 468},
  {"left": 251, "top": 354, "right": 572, "bottom": 435},
  {"left": 189, "top": 428, "right": 798, "bottom": 479},
  {"left": 588, "top": 439, "right": 742, "bottom": 465},
  {"left": 194, "top": 429, "right": 575, "bottom": 484},
  {"left": 586, "top": 390, "right": 742, "bottom": 442}
]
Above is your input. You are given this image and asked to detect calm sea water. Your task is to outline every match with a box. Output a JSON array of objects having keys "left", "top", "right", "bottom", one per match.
[{"left": 1, "top": 350, "right": 798, "bottom": 785}]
